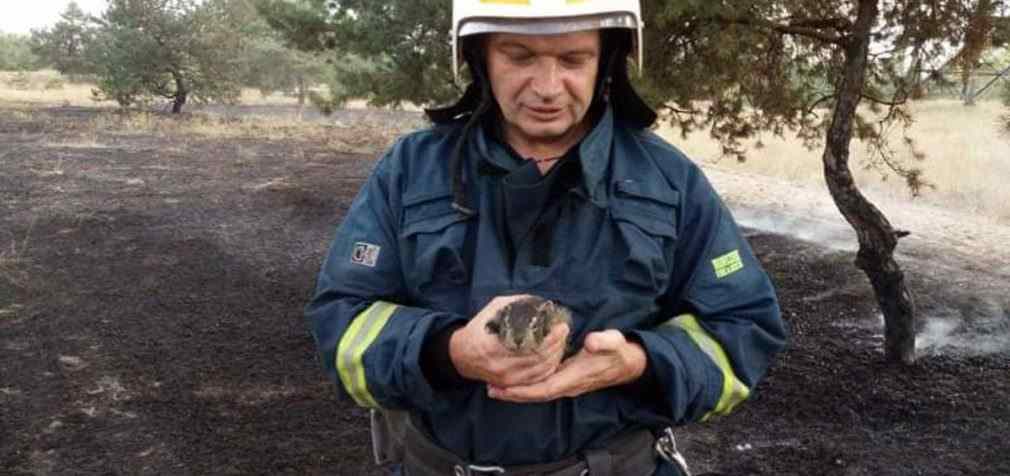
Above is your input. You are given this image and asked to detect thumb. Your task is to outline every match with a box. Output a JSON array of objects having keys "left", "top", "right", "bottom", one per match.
[{"left": 584, "top": 330, "right": 625, "bottom": 354}]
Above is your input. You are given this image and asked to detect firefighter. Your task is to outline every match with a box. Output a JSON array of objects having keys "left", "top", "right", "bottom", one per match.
[{"left": 306, "top": 1, "right": 788, "bottom": 474}]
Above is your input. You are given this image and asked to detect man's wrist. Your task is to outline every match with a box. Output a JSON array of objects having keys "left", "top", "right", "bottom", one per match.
[
  {"left": 447, "top": 327, "right": 467, "bottom": 378},
  {"left": 620, "top": 330, "right": 653, "bottom": 387},
  {"left": 421, "top": 322, "right": 471, "bottom": 389},
  {"left": 624, "top": 339, "right": 648, "bottom": 381}
]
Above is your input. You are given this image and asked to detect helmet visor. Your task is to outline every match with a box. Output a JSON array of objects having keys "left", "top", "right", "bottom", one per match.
[{"left": 458, "top": 12, "right": 638, "bottom": 37}]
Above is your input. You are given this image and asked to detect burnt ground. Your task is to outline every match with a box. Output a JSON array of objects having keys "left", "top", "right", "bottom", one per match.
[{"left": 1, "top": 105, "right": 1008, "bottom": 475}]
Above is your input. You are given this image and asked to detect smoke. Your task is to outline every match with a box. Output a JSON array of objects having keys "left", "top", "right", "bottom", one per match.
[
  {"left": 831, "top": 306, "right": 1010, "bottom": 357},
  {"left": 732, "top": 205, "right": 857, "bottom": 252},
  {"left": 917, "top": 299, "right": 1010, "bottom": 357},
  {"left": 727, "top": 203, "right": 1010, "bottom": 358}
]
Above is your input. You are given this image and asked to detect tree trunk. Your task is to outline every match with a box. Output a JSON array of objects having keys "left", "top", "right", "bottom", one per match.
[
  {"left": 822, "top": 0, "right": 916, "bottom": 364},
  {"left": 172, "top": 73, "right": 188, "bottom": 114},
  {"left": 297, "top": 75, "right": 307, "bottom": 117},
  {"left": 961, "top": 74, "right": 977, "bottom": 106},
  {"left": 297, "top": 75, "right": 307, "bottom": 107},
  {"left": 961, "top": 0, "right": 995, "bottom": 107}
]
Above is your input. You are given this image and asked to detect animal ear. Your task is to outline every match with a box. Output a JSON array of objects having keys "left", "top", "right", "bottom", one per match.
[
  {"left": 536, "top": 300, "right": 554, "bottom": 314},
  {"left": 485, "top": 320, "right": 501, "bottom": 335}
]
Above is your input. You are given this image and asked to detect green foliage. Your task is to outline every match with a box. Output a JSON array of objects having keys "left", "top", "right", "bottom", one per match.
[
  {"left": 0, "top": 33, "right": 41, "bottom": 71},
  {"left": 83, "top": 0, "right": 342, "bottom": 112},
  {"left": 233, "top": 4, "right": 332, "bottom": 104},
  {"left": 241, "top": 37, "right": 323, "bottom": 100},
  {"left": 259, "top": 0, "right": 993, "bottom": 184},
  {"left": 87, "top": 0, "right": 247, "bottom": 112},
  {"left": 255, "top": 0, "right": 456, "bottom": 108},
  {"left": 29, "top": 2, "right": 96, "bottom": 76},
  {"left": 991, "top": 15, "right": 1010, "bottom": 47},
  {"left": 86, "top": 0, "right": 250, "bottom": 111},
  {"left": 256, "top": 1, "right": 1006, "bottom": 159}
]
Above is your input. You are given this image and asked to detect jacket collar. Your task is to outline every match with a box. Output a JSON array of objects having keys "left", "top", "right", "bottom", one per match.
[{"left": 474, "top": 106, "right": 615, "bottom": 205}]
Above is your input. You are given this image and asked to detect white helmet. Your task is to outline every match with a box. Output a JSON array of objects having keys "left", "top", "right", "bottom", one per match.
[{"left": 451, "top": 0, "right": 644, "bottom": 81}]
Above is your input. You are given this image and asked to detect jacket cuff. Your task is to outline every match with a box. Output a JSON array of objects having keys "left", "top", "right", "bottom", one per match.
[
  {"left": 625, "top": 328, "right": 719, "bottom": 424},
  {"left": 620, "top": 330, "right": 660, "bottom": 393},
  {"left": 361, "top": 305, "right": 470, "bottom": 411},
  {"left": 421, "top": 322, "right": 474, "bottom": 390}
]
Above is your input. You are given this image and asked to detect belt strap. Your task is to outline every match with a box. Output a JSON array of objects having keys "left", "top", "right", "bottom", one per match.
[{"left": 402, "top": 417, "right": 657, "bottom": 476}]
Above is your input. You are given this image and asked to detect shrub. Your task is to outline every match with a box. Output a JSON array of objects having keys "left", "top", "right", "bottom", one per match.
[
  {"left": 44, "top": 77, "right": 66, "bottom": 91},
  {"left": 6, "top": 71, "right": 32, "bottom": 90}
]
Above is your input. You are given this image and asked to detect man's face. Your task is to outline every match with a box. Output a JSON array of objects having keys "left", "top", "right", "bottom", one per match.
[{"left": 485, "top": 31, "right": 601, "bottom": 150}]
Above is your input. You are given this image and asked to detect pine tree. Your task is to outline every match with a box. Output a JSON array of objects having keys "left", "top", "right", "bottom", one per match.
[
  {"left": 262, "top": 0, "right": 1005, "bottom": 363},
  {"left": 88, "top": 0, "right": 248, "bottom": 113},
  {"left": 29, "top": 1, "right": 96, "bottom": 78},
  {"left": 0, "top": 33, "right": 40, "bottom": 71}
]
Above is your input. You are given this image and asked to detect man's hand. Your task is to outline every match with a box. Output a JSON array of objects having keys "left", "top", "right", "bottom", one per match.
[
  {"left": 449, "top": 295, "right": 570, "bottom": 388},
  {"left": 487, "top": 330, "right": 646, "bottom": 403}
]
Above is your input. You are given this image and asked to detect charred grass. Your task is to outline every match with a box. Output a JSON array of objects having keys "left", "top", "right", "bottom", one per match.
[{"left": 1, "top": 103, "right": 1008, "bottom": 475}]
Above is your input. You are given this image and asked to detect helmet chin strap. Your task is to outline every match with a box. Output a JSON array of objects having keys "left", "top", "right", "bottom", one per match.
[
  {"left": 449, "top": 41, "right": 494, "bottom": 217},
  {"left": 589, "top": 32, "right": 624, "bottom": 116}
]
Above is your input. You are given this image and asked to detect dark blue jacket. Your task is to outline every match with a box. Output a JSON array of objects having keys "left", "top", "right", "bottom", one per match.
[{"left": 307, "top": 107, "right": 787, "bottom": 466}]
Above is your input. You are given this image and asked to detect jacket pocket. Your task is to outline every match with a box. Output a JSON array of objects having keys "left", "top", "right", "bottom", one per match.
[
  {"left": 611, "top": 180, "right": 679, "bottom": 293},
  {"left": 400, "top": 192, "right": 473, "bottom": 297}
]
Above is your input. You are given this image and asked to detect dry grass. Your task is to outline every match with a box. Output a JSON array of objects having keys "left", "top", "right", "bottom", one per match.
[
  {"left": 0, "top": 70, "right": 108, "bottom": 107},
  {"left": 0, "top": 71, "right": 325, "bottom": 109},
  {"left": 658, "top": 99, "right": 1010, "bottom": 223},
  {"left": 1, "top": 71, "right": 422, "bottom": 153},
  {"left": 238, "top": 89, "right": 303, "bottom": 106},
  {"left": 78, "top": 110, "right": 421, "bottom": 153}
]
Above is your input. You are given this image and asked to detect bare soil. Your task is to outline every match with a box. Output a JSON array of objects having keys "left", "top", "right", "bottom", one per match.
[{"left": 1, "top": 106, "right": 1008, "bottom": 475}]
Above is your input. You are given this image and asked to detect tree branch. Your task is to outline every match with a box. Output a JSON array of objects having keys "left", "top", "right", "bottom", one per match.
[
  {"left": 663, "top": 104, "right": 701, "bottom": 115},
  {"left": 804, "top": 93, "right": 837, "bottom": 116},
  {"left": 860, "top": 94, "right": 907, "bottom": 107},
  {"left": 713, "top": 15, "right": 847, "bottom": 45},
  {"left": 785, "top": 16, "right": 853, "bottom": 32}
]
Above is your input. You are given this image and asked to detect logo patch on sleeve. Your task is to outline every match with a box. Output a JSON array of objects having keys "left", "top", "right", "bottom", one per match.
[
  {"left": 351, "top": 242, "right": 381, "bottom": 268},
  {"left": 712, "top": 250, "right": 744, "bottom": 279}
]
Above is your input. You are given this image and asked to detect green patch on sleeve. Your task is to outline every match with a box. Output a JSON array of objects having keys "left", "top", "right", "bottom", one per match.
[{"left": 712, "top": 250, "right": 744, "bottom": 279}]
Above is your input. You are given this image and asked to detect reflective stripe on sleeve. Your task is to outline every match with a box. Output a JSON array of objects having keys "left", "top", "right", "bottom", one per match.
[
  {"left": 336, "top": 301, "right": 399, "bottom": 408},
  {"left": 663, "top": 314, "right": 751, "bottom": 421}
]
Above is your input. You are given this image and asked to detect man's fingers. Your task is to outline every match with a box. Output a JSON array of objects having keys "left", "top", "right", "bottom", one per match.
[
  {"left": 584, "top": 330, "right": 624, "bottom": 354},
  {"left": 492, "top": 359, "right": 587, "bottom": 402},
  {"left": 536, "top": 322, "right": 570, "bottom": 356},
  {"left": 490, "top": 379, "right": 557, "bottom": 403},
  {"left": 489, "top": 331, "right": 643, "bottom": 402},
  {"left": 543, "top": 332, "right": 567, "bottom": 356},
  {"left": 497, "top": 360, "right": 558, "bottom": 387},
  {"left": 549, "top": 321, "right": 570, "bottom": 338}
]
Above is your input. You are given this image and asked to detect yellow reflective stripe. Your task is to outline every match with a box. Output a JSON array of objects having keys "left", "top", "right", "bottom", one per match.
[
  {"left": 336, "top": 302, "right": 398, "bottom": 408},
  {"left": 668, "top": 314, "right": 751, "bottom": 421}
]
